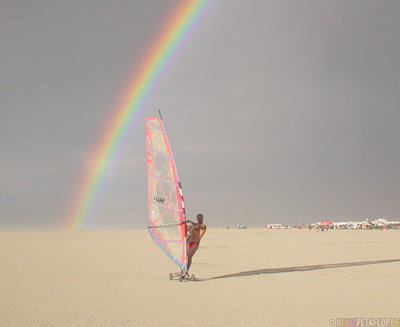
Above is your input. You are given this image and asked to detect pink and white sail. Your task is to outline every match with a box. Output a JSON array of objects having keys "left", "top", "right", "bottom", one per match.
[{"left": 145, "top": 116, "right": 187, "bottom": 270}]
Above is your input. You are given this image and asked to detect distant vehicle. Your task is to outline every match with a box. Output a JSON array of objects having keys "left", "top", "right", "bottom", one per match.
[
  {"left": 372, "top": 218, "right": 389, "bottom": 229},
  {"left": 333, "top": 222, "right": 350, "bottom": 229},
  {"left": 236, "top": 225, "right": 247, "bottom": 229},
  {"left": 351, "top": 223, "right": 362, "bottom": 229}
]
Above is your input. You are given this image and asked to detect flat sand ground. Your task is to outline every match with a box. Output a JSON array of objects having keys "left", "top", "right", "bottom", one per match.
[{"left": 1, "top": 229, "right": 399, "bottom": 327}]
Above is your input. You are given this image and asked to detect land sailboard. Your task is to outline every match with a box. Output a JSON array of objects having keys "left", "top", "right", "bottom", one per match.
[{"left": 145, "top": 114, "right": 187, "bottom": 273}]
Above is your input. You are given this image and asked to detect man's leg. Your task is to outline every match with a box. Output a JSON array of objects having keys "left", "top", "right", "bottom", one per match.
[{"left": 187, "top": 243, "right": 199, "bottom": 272}]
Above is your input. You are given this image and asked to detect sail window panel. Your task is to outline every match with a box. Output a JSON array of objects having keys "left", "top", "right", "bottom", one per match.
[
  {"left": 150, "top": 151, "right": 176, "bottom": 183},
  {"left": 150, "top": 178, "right": 179, "bottom": 210},
  {"left": 148, "top": 118, "right": 161, "bottom": 129},
  {"left": 149, "top": 203, "right": 179, "bottom": 227},
  {"left": 153, "top": 223, "right": 183, "bottom": 242},
  {"left": 149, "top": 204, "right": 184, "bottom": 237},
  {"left": 148, "top": 125, "right": 169, "bottom": 155}
]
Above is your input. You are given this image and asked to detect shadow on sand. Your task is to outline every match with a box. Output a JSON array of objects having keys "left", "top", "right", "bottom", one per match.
[{"left": 199, "top": 258, "right": 400, "bottom": 281}]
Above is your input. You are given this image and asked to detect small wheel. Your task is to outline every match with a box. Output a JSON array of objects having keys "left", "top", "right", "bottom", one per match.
[
  {"left": 178, "top": 274, "right": 183, "bottom": 282},
  {"left": 169, "top": 273, "right": 173, "bottom": 280},
  {"left": 190, "top": 274, "right": 195, "bottom": 282}
]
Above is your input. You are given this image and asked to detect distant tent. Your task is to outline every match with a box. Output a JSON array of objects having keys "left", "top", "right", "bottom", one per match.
[{"left": 320, "top": 220, "right": 333, "bottom": 226}]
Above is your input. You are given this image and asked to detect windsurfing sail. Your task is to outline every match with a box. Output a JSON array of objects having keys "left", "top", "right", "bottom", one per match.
[{"left": 145, "top": 115, "right": 187, "bottom": 271}]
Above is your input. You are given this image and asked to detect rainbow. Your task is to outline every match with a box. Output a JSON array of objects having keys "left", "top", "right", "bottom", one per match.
[{"left": 66, "top": 0, "right": 213, "bottom": 229}]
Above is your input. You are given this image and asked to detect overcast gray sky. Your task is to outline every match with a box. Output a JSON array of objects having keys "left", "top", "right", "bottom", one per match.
[{"left": 1, "top": 1, "right": 399, "bottom": 229}]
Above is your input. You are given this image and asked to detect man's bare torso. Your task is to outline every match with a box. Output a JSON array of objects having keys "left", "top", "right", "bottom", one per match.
[{"left": 189, "top": 223, "right": 206, "bottom": 242}]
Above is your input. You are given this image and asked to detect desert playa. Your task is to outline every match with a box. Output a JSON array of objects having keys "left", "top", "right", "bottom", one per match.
[{"left": 1, "top": 228, "right": 399, "bottom": 327}]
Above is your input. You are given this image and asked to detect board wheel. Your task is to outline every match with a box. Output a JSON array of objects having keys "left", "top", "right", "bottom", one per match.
[
  {"left": 178, "top": 274, "right": 183, "bottom": 282},
  {"left": 169, "top": 273, "right": 173, "bottom": 280},
  {"left": 190, "top": 274, "right": 195, "bottom": 282}
]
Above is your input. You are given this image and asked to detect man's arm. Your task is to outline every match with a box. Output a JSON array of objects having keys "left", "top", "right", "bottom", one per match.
[
  {"left": 199, "top": 225, "right": 206, "bottom": 239},
  {"left": 186, "top": 220, "right": 200, "bottom": 227},
  {"left": 189, "top": 222, "right": 205, "bottom": 229}
]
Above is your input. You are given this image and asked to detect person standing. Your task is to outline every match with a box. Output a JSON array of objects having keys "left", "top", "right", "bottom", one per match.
[{"left": 183, "top": 214, "right": 206, "bottom": 275}]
